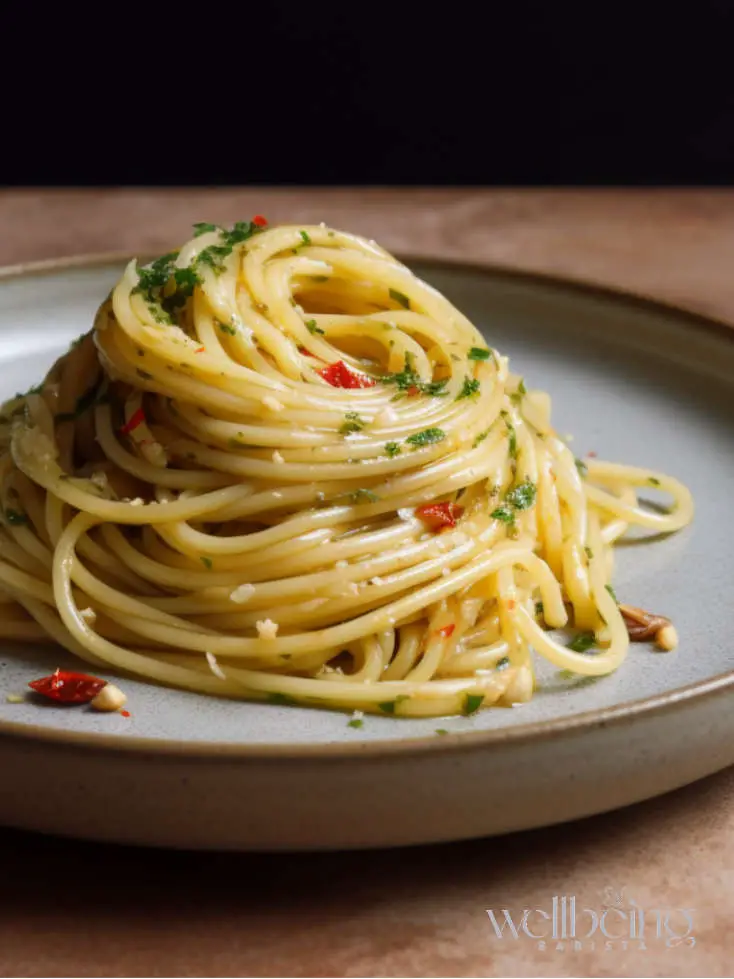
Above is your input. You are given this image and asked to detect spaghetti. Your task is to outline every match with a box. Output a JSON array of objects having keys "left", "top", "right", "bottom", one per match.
[{"left": 0, "top": 221, "right": 694, "bottom": 717}]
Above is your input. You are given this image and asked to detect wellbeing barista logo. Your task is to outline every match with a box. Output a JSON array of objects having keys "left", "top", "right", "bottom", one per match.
[{"left": 486, "top": 889, "right": 696, "bottom": 951}]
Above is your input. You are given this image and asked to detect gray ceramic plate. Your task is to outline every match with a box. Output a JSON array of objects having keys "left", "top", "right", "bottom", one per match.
[{"left": 0, "top": 257, "right": 732, "bottom": 850}]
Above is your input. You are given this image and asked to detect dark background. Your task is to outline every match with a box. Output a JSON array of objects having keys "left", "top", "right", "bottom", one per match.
[{"left": 4, "top": 5, "right": 734, "bottom": 186}]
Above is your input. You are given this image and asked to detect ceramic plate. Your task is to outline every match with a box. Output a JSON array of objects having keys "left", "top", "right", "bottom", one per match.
[{"left": 0, "top": 257, "right": 732, "bottom": 850}]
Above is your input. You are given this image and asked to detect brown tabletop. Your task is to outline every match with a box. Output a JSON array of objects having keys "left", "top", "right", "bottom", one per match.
[{"left": 0, "top": 189, "right": 732, "bottom": 978}]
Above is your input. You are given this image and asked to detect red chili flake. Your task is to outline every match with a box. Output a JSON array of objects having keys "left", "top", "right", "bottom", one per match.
[
  {"left": 120, "top": 407, "right": 146, "bottom": 435},
  {"left": 416, "top": 502, "right": 464, "bottom": 531},
  {"left": 437, "top": 623, "right": 455, "bottom": 639},
  {"left": 195, "top": 346, "right": 205, "bottom": 353},
  {"left": 407, "top": 386, "right": 420, "bottom": 397},
  {"left": 253, "top": 215, "right": 268, "bottom": 227},
  {"left": 588, "top": 450, "right": 597, "bottom": 458},
  {"left": 317, "top": 361, "right": 376, "bottom": 389},
  {"left": 28, "top": 668, "right": 106, "bottom": 705},
  {"left": 507, "top": 599, "right": 517, "bottom": 611},
  {"left": 297, "top": 346, "right": 314, "bottom": 356},
  {"left": 120, "top": 709, "right": 131, "bottom": 717}
]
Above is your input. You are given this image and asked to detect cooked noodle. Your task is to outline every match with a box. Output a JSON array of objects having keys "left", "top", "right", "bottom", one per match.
[{"left": 0, "top": 221, "right": 694, "bottom": 716}]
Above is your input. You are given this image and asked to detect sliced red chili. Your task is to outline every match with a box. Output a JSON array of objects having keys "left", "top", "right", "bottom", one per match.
[
  {"left": 406, "top": 386, "right": 420, "bottom": 397},
  {"left": 437, "top": 623, "right": 455, "bottom": 639},
  {"left": 120, "top": 407, "right": 146, "bottom": 435},
  {"left": 28, "top": 669, "right": 106, "bottom": 704},
  {"left": 416, "top": 502, "right": 464, "bottom": 531},
  {"left": 253, "top": 215, "right": 268, "bottom": 227},
  {"left": 317, "top": 361, "right": 376, "bottom": 389}
]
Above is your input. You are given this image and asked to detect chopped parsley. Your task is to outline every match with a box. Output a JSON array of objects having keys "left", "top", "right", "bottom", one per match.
[
  {"left": 584, "top": 546, "right": 594, "bottom": 560},
  {"left": 349, "top": 488, "right": 380, "bottom": 504},
  {"left": 506, "top": 421, "right": 518, "bottom": 460},
  {"left": 566, "top": 632, "right": 596, "bottom": 653},
  {"left": 505, "top": 480, "right": 537, "bottom": 511},
  {"left": 491, "top": 479, "right": 537, "bottom": 527},
  {"left": 388, "top": 287, "right": 410, "bottom": 309},
  {"left": 305, "top": 319, "right": 325, "bottom": 335},
  {"left": 468, "top": 347, "right": 491, "bottom": 361},
  {"left": 4, "top": 509, "right": 28, "bottom": 526},
  {"left": 575, "top": 458, "right": 588, "bottom": 477},
  {"left": 193, "top": 222, "right": 217, "bottom": 236},
  {"left": 463, "top": 693, "right": 485, "bottom": 715},
  {"left": 405, "top": 427, "right": 446, "bottom": 449},
  {"left": 347, "top": 718, "right": 364, "bottom": 729},
  {"left": 311, "top": 275, "right": 329, "bottom": 283},
  {"left": 496, "top": 657, "right": 510, "bottom": 671},
  {"left": 267, "top": 692, "right": 298, "bottom": 706},
  {"left": 218, "top": 321, "right": 238, "bottom": 336},
  {"left": 605, "top": 583, "right": 618, "bottom": 603},
  {"left": 381, "top": 353, "right": 447, "bottom": 397},
  {"left": 201, "top": 557, "right": 213, "bottom": 570},
  {"left": 384, "top": 441, "right": 401, "bottom": 457},
  {"left": 535, "top": 600, "right": 544, "bottom": 616},
  {"left": 510, "top": 379, "right": 527, "bottom": 405},
  {"left": 196, "top": 221, "right": 264, "bottom": 274},
  {"left": 456, "top": 376, "right": 481, "bottom": 401},
  {"left": 435, "top": 728, "right": 449, "bottom": 736},
  {"left": 299, "top": 230, "right": 312, "bottom": 246},
  {"left": 648, "top": 476, "right": 661, "bottom": 486},
  {"left": 378, "top": 695, "right": 410, "bottom": 714},
  {"left": 339, "top": 412, "right": 366, "bottom": 436},
  {"left": 472, "top": 428, "right": 490, "bottom": 448}
]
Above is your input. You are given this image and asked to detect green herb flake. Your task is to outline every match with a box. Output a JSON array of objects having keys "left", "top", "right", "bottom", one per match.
[
  {"left": 535, "top": 600, "right": 544, "bottom": 616},
  {"left": 388, "top": 287, "right": 410, "bottom": 309},
  {"left": 384, "top": 441, "right": 401, "bottom": 457},
  {"left": 463, "top": 693, "right": 485, "bottom": 715},
  {"left": 467, "top": 347, "right": 490, "bottom": 361},
  {"left": 381, "top": 352, "right": 447, "bottom": 398},
  {"left": 55, "top": 381, "right": 106, "bottom": 423},
  {"left": 506, "top": 421, "right": 518, "bottom": 460},
  {"left": 349, "top": 488, "right": 380, "bottom": 504},
  {"left": 496, "top": 657, "right": 510, "bottom": 671},
  {"left": 310, "top": 275, "right": 329, "bottom": 283},
  {"left": 266, "top": 692, "right": 298, "bottom": 706},
  {"left": 505, "top": 480, "right": 537, "bottom": 511},
  {"left": 575, "top": 458, "right": 588, "bottom": 477},
  {"left": 305, "top": 319, "right": 325, "bottom": 335},
  {"left": 605, "top": 584, "right": 618, "bottom": 603},
  {"left": 472, "top": 428, "right": 490, "bottom": 448},
  {"left": 435, "top": 728, "right": 449, "bottom": 736},
  {"left": 378, "top": 694, "right": 409, "bottom": 714},
  {"left": 510, "top": 379, "right": 527, "bottom": 405},
  {"left": 299, "top": 230, "right": 312, "bottom": 246},
  {"left": 347, "top": 718, "right": 364, "bottom": 729},
  {"left": 456, "top": 376, "right": 481, "bottom": 401},
  {"left": 201, "top": 556, "right": 213, "bottom": 570},
  {"left": 218, "top": 321, "right": 237, "bottom": 336},
  {"left": 405, "top": 427, "right": 446, "bottom": 449},
  {"left": 566, "top": 632, "right": 596, "bottom": 653},
  {"left": 4, "top": 509, "right": 28, "bottom": 526},
  {"left": 648, "top": 476, "right": 661, "bottom": 486},
  {"left": 193, "top": 222, "right": 217, "bottom": 236},
  {"left": 491, "top": 504, "right": 515, "bottom": 523},
  {"left": 339, "top": 412, "right": 366, "bottom": 436},
  {"left": 584, "top": 546, "right": 594, "bottom": 560}
]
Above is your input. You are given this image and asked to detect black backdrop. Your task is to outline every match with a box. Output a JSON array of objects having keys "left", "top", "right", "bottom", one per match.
[{"left": 4, "top": 4, "right": 734, "bottom": 186}]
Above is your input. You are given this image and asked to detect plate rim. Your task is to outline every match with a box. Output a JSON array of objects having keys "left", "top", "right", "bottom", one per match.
[{"left": 0, "top": 251, "right": 732, "bottom": 761}]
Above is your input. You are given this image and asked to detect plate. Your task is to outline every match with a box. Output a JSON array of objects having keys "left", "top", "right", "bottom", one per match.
[{"left": 0, "top": 256, "right": 733, "bottom": 850}]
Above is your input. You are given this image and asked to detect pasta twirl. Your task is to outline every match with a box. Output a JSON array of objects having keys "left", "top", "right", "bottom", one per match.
[{"left": 0, "top": 221, "right": 693, "bottom": 717}]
